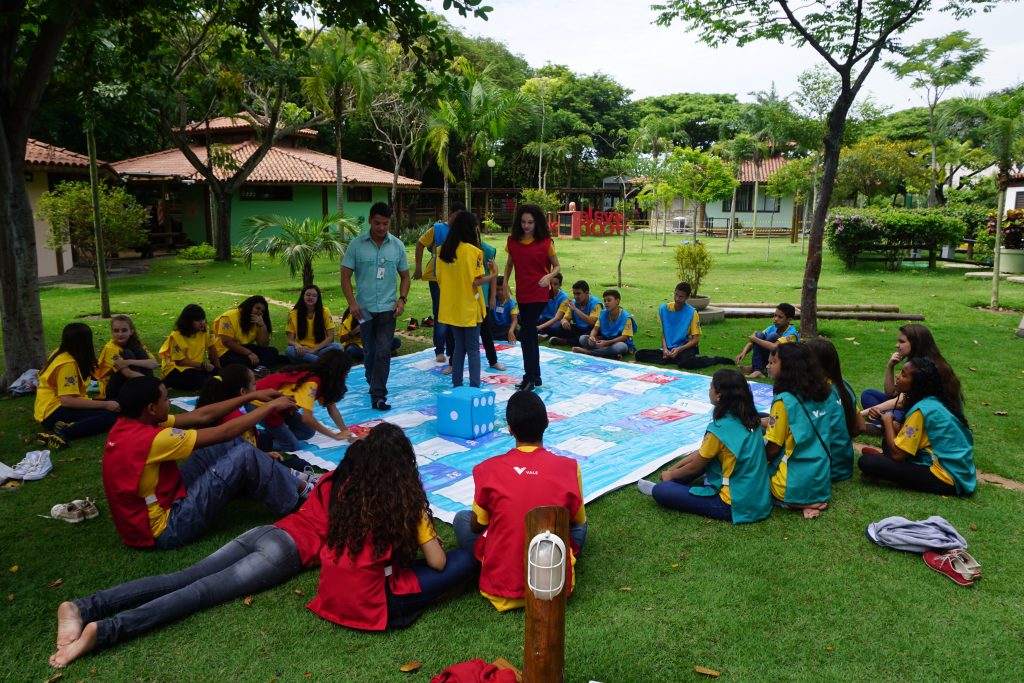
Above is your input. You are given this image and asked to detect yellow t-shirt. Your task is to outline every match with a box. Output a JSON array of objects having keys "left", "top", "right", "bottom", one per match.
[
  {"left": 337, "top": 313, "right": 362, "bottom": 348},
  {"left": 253, "top": 379, "right": 322, "bottom": 413},
  {"left": 591, "top": 310, "right": 636, "bottom": 340},
  {"left": 436, "top": 242, "right": 486, "bottom": 328},
  {"left": 95, "top": 340, "right": 153, "bottom": 398},
  {"left": 765, "top": 400, "right": 796, "bottom": 500},
  {"left": 894, "top": 410, "right": 954, "bottom": 485},
  {"left": 416, "top": 511, "right": 437, "bottom": 545},
  {"left": 139, "top": 415, "right": 198, "bottom": 538},
  {"left": 417, "top": 226, "right": 439, "bottom": 282},
  {"left": 158, "top": 330, "right": 216, "bottom": 374},
  {"left": 286, "top": 307, "right": 336, "bottom": 348},
  {"left": 698, "top": 432, "right": 737, "bottom": 505},
  {"left": 34, "top": 352, "right": 90, "bottom": 422},
  {"left": 212, "top": 308, "right": 260, "bottom": 357}
]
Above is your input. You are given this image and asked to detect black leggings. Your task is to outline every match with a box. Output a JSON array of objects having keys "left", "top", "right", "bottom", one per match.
[
  {"left": 517, "top": 301, "right": 546, "bottom": 382},
  {"left": 163, "top": 368, "right": 215, "bottom": 392},
  {"left": 858, "top": 454, "right": 957, "bottom": 495}
]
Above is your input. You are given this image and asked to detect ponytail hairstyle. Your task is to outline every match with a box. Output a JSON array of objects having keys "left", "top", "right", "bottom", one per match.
[
  {"left": 196, "top": 364, "right": 254, "bottom": 408},
  {"left": 326, "top": 422, "right": 430, "bottom": 566},
  {"left": 42, "top": 322, "right": 98, "bottom": 377},
  {"left": 238, "top": 295, "right": 272, "bottom": 336},
  {"left": 174, "top": 304, "right": 207, "bottom": 338},
  {"left": 805, "top": 338, "right": 857, "bottom": 436},
  {"left": 439, "top": 210, "right": 480, "bottom": 264},
  {"left": 293, "top": 285, "right": 327, "bottom": 344},
  {"left": 510, "top": 203, "right": 551, "bottom": 241},
  {"left": 903, "top": 356, "right": 969, "bottom": 428},
  {"left": 110, "top": 314, "right": 144, "bottom": 353},
  {"left": 276, "top": 348, "right": 352, "bottom": 405},
  {"left": 900, "top": 323, "right": 963, "bottom": 414},
  {"left": 771, "top": 342, "right": 831, "bottom": 403},
  {"left": 710, "top": 369, "right": 760, "bottom": 430}
]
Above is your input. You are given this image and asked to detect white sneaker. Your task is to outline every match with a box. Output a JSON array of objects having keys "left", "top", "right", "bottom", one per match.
[
  {"left": 291, "top": 468, "right": 322, "bottom": 486},
  {"left": 13, "top": 450, "right": 52, "bottom": 481},
  {"left": 71, "top": 498, "right": 100, "bottom": 520},
  {"left": 50, "top": 502, "right": 86, "bottom": 523}
]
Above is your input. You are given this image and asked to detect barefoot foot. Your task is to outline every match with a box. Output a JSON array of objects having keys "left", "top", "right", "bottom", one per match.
[
  {"left": 50, "top": 622, "right": 98, "bottom": 668},
  {"left": 56, "top": 601, "right": 83, "bottom": 648},
  {"left": 488, "top": 362, "right": 507, "bottom": 371},
  {"left": 802, "top": 502, "right": 828, "bottom": 519},
  {"left": 571, "top": 347, "right": 589, "bottom": 354},
  {"left": 434, "top": 354, "right": 446, "bottom": 364},
  {"left": 746, "top": 370, "right": 765, "bottom": 379}
]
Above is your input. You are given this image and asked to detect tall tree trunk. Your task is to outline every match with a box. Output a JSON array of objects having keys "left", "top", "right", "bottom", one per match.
[
  {"left": 927, "top": 103, "right": 939, "bottom": 208},
  {"left": 801, "top": 96, "right": 853, "bottom": 339},
  {"left": 752, "top": 170, "right": 761, "bottom": 239},
  {"left": 211, "top": 186, "right": 233, "bottom": 261},
  {"left": 303, "top": 260, "right": 314, "bottom": 289},
  {"left": 992, "top": 173, "right": 1006, "bottom": 309},
  {"left": 87, "top": 124, "right": 110, "bottom": 317},
  {"left": 726, "top": 187, "right": 738, "bottom": 253}
]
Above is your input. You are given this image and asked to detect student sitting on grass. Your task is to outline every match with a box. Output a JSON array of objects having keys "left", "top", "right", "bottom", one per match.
[
  {"left": 858, "top": 357, "right": 975, "bottom": 496},
  {"left": 35, "top": 323, "right": 120, "bottom": 451},
  {"left": 213, "top": 295, "right": 282, "bottom": 371},
  {"left": 637, "top": 369, "right": 771, "bottom": 524},
  {"left": 490, "top": 275, "right": 519, "bottom": 344},
  {"left": 159, "top": 304, "right": 221, "bottom": 391},
  {"left": 454, "top": 391, "right": 587, "bottom": 612},
  {"left": 49, "top": 423, "right": 475, "bottom": 669},
  {"left": 635, "top": 282, "right": 736, "bottom": 370},
  {"left": 285, "top": 285, "right": 343, "bottom": 364},
  {"left": 95, "top": 314, "right": 158, "bottom": 401},
  {"left": 573, "top": 289, "right": 636, "bottom": 359},
  {"left": 548, "top": 279, "right": 601, "bottom": 346},
  {"left": 255, "top": 349, "right": 355, "bottom": 451},
  {"left": 735, "top": 303, "right": 799, "bottom": 378},
  {"left": 806, "top": 338, "right": 864, "bottom": 482},
  {"left": 536, "top": 272, "right": 568, "bottom": 334},
  {"left": 101, "top": 376, "right": 309, "bottom": 550},
  {"left": 336, "top": 307, "right": 401, "bottom": 362},
  {"left": 764, "top": 343, "right": 833, "bottom": 519}
]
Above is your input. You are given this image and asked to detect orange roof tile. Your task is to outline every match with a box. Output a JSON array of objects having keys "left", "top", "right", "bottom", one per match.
[
  {"left": 738, "top": 157, "right": 788, "bottom": 183},
  {"left": 175, "top": 114, "right": 318, "bottom": 139},
  {"left": 25, "top": 138, "right": 100, "bottom": 168},
  {"left": 112, "top": 143, "right": 420, "bottom": 188}
]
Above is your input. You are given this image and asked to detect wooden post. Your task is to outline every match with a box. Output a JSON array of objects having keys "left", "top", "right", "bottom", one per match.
[{"left": 523, "top": 505, "right": 570, "bottom": 683}]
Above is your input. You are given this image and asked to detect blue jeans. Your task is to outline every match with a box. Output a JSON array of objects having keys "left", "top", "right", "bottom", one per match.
[
  {"left": 385, "top": 549, "right": 476, "bottom": 629},
  {"left": 361, "top": 311, "right": 397, "bottom": 402},
  {"left": 429, "top": 280, "right": 451, "bottom": 358},
  {"left": 651, "top": 481, "right": 733, "bottom": 521},
  {"left": 42, "top": 405, "right": 118, "bottom": 440},
  {"left": 284, "top": 342, "right": 343, "bottom": 364},
  {"left": 453, "top": 510, "right": 589, "bottom": 555},
  {"left": 577, "top": 335, "right": 629, "bottom": 358},
  {"left": 260, "top": 410, "right": 316, "bottom": 452},
  {"left": 861, "top": 389, "right": 905, "bottom": 425},
  {"left": 751, "top": 331, "right": 779, "bottom": 372},
  {"left": 77, "top": 525, "right": 301, "bottom": 649},
  {"left": 154, "top": 439, "right": 301, "bottom": 550},
  {"left": 450, "top": 324, "right": 481, "bottom": 387},
  {"left": 345, "top": 338, "right": 400, "bottom": 362}
]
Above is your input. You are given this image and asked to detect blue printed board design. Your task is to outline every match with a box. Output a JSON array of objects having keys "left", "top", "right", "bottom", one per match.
[{"left": 171, "top": 345, "right": 774, "bottom": 523}]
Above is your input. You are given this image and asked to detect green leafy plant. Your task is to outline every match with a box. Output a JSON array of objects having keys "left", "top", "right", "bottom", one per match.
[
  {"left": 240, "top": 211, "right": 359, "bottom": 287},
  {"left": 826, "top": 208, "right": 965, "bottom": 269},
  {"left": 177, "top": 243, "right": 218, "bottom": 260},
  {"left": 38, "top": 180, "right": 147, "bottom": 268},
  {"left": 673, "top": 241, "right": 714, "bottom": 296},
  {"left": 520, "top": 188, "right": 562, "bottom": 216}
]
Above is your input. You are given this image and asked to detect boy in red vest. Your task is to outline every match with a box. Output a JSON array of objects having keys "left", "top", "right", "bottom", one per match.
[
  {"left": 102, "top": 376, "right": 310, "bottom": 550},
  {"left": 453, "top": 391, "right": 587, "bottom": 611}
]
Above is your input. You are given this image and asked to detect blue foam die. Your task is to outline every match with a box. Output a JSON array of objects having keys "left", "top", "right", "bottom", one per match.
[{"left": 437, "top": 386, "right": 496, "bottom": 440}]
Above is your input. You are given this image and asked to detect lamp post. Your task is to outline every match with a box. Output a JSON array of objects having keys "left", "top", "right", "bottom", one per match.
[{"left": 487, "top": 158, "right": 495, "bottom": 190}]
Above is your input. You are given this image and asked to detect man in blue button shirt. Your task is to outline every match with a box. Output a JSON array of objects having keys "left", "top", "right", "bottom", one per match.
[{"left": 341, "top": 203, "right": 411, "bottom": 410}]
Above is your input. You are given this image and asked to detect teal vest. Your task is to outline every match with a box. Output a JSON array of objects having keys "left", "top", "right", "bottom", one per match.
[
  {"left": 597, "top": 308, "right": 636, "bottom": 350},
  {"left": 480, "top": 241, "right": 496, "bottom": 305},
  {"left": 911, "top": 397, "right": 976, "bottom": 495},
  {"left": 659, "top": 302, "right": 696, "bottom": 350},
  {"left": 689, "top": 414, "right": 772, "bottom": 524},
  {"left": 771, "top": 392, "right": 832, "bottom": 504},
  {"left": 542, "top": 290, "right": 568, "bottom": 320},
  {"left": 825, "top": 380, "right": 856, "bottom": 481}
]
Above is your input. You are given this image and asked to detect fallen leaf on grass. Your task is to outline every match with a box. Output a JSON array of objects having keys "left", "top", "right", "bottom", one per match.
[
  {"left": 844, "top": 337, "right": 856, "bottom": 341},
  {"left": 58, "top": 457, "right": 80, "bottom": 463},
  {"left": 48, "top": 578, "right": 64, "bottom": 588},
  {"left": 304, "top": 674, "right": 312, "bottom": 679},
  {"left": 44, "top": 673, "right": 64, "bottom": 683},
  {"left": 671, "top": 563, "right": 680, "bottom": 568},
  {"left": 695, "top": 665, "right": 721, "bottom": 677},
  {"left": 7, "top": 594, "right": 13, "bottom": 601},
  {"left": 619, "top": 586, "right": 631, "bottom": 592},
  {"left": 399, "top": 661, "right": 421, "bottom": 672},
  {"left": 981, "top": 402, "right": 992, "bottom": 406},
  {"left": 643, "top": 606, "right": 653, "bottom": 612},
  {"left": 9, "top": 565, "right": 18, "bottom": 573},
  {"left": 88, "top": 669, "right": 97, "bottom": 675},
  {"left": 293, "top": 589, "right": 305, "bottom": 596},
  {"left": 970, "top": 524, "right": 978, "bottom": 531},
  {"left": 973, "top": 339, "right": 979, "bottom": 345},
  {"left": 969, "top": 367, "right": 978, "bottom": 372},
  {"left": 243, "top": 595, "right": 254, "bottom": 606},
  {"left": 852, "top": 341, "right": 860, "bottom": 345},
  {"left": 993, "top": 411, "right": 1008, "bottom": 416},
  {"left": 825, "top": 646, "right": 834, "bottom": 652}
]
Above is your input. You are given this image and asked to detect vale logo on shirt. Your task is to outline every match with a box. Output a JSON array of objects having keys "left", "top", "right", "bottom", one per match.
[{"left": 513, "top": 466, "right": 539, "bottom": 476}]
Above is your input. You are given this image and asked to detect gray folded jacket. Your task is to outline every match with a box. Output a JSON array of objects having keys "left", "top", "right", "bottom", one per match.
[{"left": 866, "top": 515, "right": 968, "bottom": 553}]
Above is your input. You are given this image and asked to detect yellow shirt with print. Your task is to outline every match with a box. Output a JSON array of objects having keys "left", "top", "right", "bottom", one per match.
[
  {"left": 764, "top": 399, "right": 797, "bottom": 500},
  {"left": 95, "top": 340, "right": 153, "bottom": 398},
  {"left": 158, "top": 330, "right": 216, "bottom": 374},
  {"left": 417, "top": 226, "right": 439, "bottom": 281},
  {"left": 894, "top": 410, "right": 955, "bottom": 486},
  {"left": 471, "top": 446, "right": 587, "bottom": 612},
  {"left": 139, "top": 415, "right": 199, "bottom": 538},
  {"left": 337, "top": 312, "right": 362, "bottom": 349},
  {"left": 286, "top": 307, "right": 337, "bottom": 348},
  {"left": 436, "top": 242, "right": 486, "bottom": 328},
  {"left": 212, "top": 308, "right": 260, "bottom": 357},
  {"left": 698, "top": 432, "right": 736, "bottom": 505},
  {"left": 34, "top": 352, "right": 89, "bottom": 422}
]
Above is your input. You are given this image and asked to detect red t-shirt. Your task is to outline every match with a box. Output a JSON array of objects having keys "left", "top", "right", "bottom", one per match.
[{"left": 506, "top": 237, "right": 554, "bottom": 304}]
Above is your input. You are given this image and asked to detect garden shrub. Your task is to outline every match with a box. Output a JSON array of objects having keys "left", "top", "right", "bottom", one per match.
[
  {"left": 39, "top": 180, "right": 147, "bottom": 264},
  {"left": 178, "top": 243, "right": 217, "bottom": 260},
  {"left": 975, "top": 208, "right": 1024, "bottom": 262},
  {"left": 826, "top": 208, "right": 965, "bottom": 270},
  {"left": 520, "top": 188, "right": 562, "bottom": 216},
  {"left": 674, "top": 241, "right": 713, "bottom": 296}
]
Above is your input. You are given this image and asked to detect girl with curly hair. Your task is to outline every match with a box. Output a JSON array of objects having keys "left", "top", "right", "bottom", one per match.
[
  {"left": 212, "top": 295, "right": 282, "bottom": 370},
  {"left": 858, "top": 356, "right": 975, "bottom": 495},
  {"left": 763, "top": 343, "right": 834, "bottom": 518},
  {"left": 637, "top": 369, "right": 771, "bottom": 524},
  {"left": 49, "top": 422, "right": 473, "bottom": 668}
]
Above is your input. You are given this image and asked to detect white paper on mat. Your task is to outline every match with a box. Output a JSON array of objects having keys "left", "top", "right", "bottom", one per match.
[
  {"left": 170, "top": 396, "right": 197, "bottom": 411},
  {"left": 491, "top": 386, "right": 518, "bottom": 403},
  {"left": 411, "top": 358, "right": 443, "bottom": 371},
  {"left": 554, "top": 435, "right": 616, "bottom": 457},
  {"left": 414, "top": 437, "right": 469, "bottom": 460},
  {"left": 304, "top": 432, "right": 345, "bottom": 449},
  {"left": 612, "top": 379, "right": 658, "bottom": 395},
  {"left": 537, "top": 349, "right": 559, "bottom": 362},
  {"left": 673, "top": 398, "right": 714, "bottom": 414},
  {"left": 431, "top": 478, "right": 477, "bottom": 520},
  {"left": 546, "top": 393, "right": 616, "bottom": 417},
  {"left": 384, "top": 411, "right": 435, "bottom": 429},
  {"left": 607, "top": 367, "right": 645, "bottom": 379}
]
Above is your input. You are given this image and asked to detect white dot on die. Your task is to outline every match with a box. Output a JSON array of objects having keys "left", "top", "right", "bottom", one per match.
[
  {"left": 473, "top": 397, "right": 480, "bottom": 407},
  {"left": 487, "top": 395, "right": 494, "bottom": 405},
  {"left": 449, "top": 410, "right": 459, "bottom": 421},
  {"left": 474, "top": 424, "right": 481, "bottom": 435},
  {"left": 489, "top": 421, "right": 495, "bottom": 430}
]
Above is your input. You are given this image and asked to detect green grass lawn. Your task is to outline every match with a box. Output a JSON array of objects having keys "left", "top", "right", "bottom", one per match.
[{"left": 2, "top": 233, "right": 1023, "bottom": 681}]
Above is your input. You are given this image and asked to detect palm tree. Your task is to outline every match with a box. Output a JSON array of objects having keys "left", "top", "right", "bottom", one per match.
[
  {"left": 301, "top": 32, "right": 380, "bottom": 216},
  {"left": 948, "top": 88, "right": 1024, "bottom": 308},
  {"left": 422, "top": 57, "right": 523, "bottom": 212},
  {"left": 240, "top": 212, "right": 359, "bottom": 287}
]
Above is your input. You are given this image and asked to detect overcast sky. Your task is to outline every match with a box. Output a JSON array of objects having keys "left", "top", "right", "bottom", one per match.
[{"left": 431, "top": 0, "right": 1024, "bottom": 111}]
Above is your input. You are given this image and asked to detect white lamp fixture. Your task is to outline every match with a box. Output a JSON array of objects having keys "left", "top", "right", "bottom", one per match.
[{"left": 527, "top": 531, "right": 566, "bottom": 601}]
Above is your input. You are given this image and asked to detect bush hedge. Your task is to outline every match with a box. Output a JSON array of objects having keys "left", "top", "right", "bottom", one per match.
[{"left": 826, "top": 207, "right": 966, "bottom": 270}]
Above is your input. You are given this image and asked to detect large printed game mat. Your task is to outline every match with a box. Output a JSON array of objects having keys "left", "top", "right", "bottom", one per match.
[{"left": 173, "top": 344, "right": 774, "bottom": 524}]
